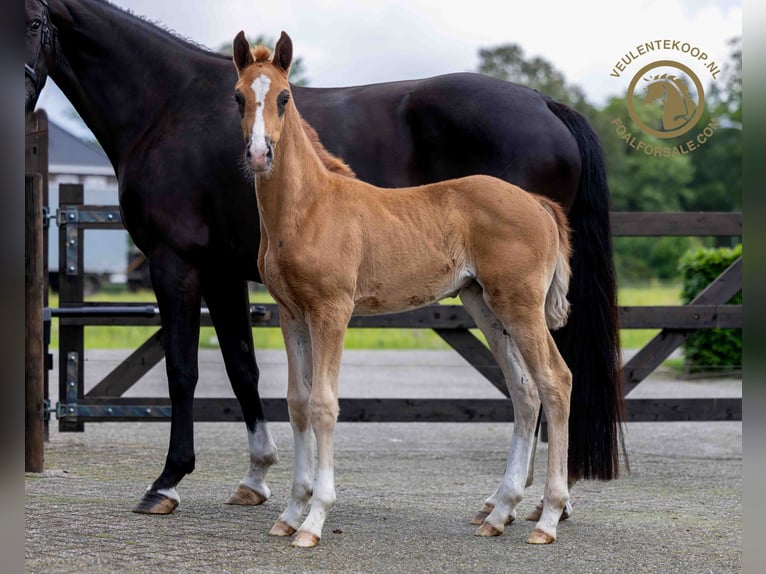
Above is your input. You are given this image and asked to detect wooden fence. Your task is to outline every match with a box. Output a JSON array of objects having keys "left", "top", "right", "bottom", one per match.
[{"left": 25, "top": 110, "right": 741, "bottom": 461}]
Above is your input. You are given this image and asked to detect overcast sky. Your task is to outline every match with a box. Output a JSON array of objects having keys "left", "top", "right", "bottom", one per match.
[{"left": 37, "top": 0, "right": 742, "bottom": 139}]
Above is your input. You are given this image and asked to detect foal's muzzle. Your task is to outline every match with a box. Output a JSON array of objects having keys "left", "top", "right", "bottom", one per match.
[{"left": 247, "top": 137, "right": 273, "bottom": 172}]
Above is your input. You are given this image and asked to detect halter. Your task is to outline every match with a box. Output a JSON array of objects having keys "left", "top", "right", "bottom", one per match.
[{"left": 25, "top": 0, "right": 58, "bottom": 97}]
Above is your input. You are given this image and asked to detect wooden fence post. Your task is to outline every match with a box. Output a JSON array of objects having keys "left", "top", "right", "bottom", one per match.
[{"left": 26, "top": 174, "right": 45, "bottom": 472}]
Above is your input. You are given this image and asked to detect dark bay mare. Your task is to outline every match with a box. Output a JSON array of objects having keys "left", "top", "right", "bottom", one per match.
[{"left": 26, "top": 0, "right": 626, "bottom": 515}]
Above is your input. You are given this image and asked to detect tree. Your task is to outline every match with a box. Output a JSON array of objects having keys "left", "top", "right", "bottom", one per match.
[
  {"left": 597, "top": 96, "right": 700, "bottom": 280},
  {"left": 684, "top": 36, "right": 741, "bottom": 215},
  {"left": 217, "top": 34, "right": 309, "bottom": 86},
  {"left": 708, "top": 36, "right": 742, "bottom": 125},
  {"left": 477, "top": 44, "right": 594, "bottom": 118}
]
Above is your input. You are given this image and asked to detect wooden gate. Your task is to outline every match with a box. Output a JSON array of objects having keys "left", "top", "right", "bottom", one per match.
[{"left": 25, "top": 111, "right": 742, "bottom": 434}]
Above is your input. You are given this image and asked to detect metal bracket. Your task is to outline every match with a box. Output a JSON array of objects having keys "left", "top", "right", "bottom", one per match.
[
  {"left": 59, "top": 351, "right": 80, "bottom": 419},
  {"left": 57, "top": 351, "right": 174, "bottom": 419},
  {"left": 57, "top": 207, "right": 80, "bottom": 275},
  {"left": 56, "top": 206, "right": 123, "bottom": 275},
  {"left": 56, "top": 206, "right": 123, "bottom": 226},
  {"left": 55, "top": 403, "right": 173, "bottom": 420}
]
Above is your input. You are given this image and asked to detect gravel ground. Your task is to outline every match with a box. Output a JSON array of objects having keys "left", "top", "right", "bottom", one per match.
[{"left": 26, "top": 350, "right": 742, "bottom": 573}]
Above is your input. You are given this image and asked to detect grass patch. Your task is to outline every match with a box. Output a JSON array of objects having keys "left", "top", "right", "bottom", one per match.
[
  {"left": 618, "top": 280, "right": 683, "bottom": 350},
  {"left": 48, "top": 281, "right": 682, "bottom": 351}
]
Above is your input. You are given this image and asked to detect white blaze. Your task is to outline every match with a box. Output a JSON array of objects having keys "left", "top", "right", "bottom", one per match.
[{"left": 249, "top": 74, "right": 272, "bottom": 160}]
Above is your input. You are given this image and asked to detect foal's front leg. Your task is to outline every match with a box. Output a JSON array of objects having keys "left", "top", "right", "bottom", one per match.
[
  {"left": 270, "top": 314, "right": 315, "bottom": 537},
  {"left": 292, "top": 307, "right": 350, "bottom": 548}
]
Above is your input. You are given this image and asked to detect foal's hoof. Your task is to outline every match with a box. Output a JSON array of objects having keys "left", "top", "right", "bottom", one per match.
[
  {"left": 226, "top": 484, "right": 267, "bottom": 506},
  {"left": 292, "top": 530, "right": 320, "bottom": 548},
  {"left": 474, "top": 521, "right": 503, "bottom": 537},
  {"left": 471, "top": 506, "right": 515, "bottom": 526},
  {"left": 470, "top": 503, "right": 494, "bottom": 526},
  {"left": 525, "top": 499, "right": 572, "bottom": 522},
  {"left": 269, "top": 520, "right": 297, "bottom": 537},
  {"left": 527, "top": 528, "right": 556, "bottom": 544},
  {"left": 132, "top": 490, "right": 178, "bottom": 515}
]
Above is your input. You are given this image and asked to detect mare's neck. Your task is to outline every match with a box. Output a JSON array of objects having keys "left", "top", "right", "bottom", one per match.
[
  {"left": 49, "top": 0, "right": 229, "bottom": 167},
  {"left": 255, "top": 107, "right": 331, "bottom": 232}
]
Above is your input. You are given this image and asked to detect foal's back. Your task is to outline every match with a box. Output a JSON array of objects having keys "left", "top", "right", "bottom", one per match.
[{"left": 314, "top": 172, "right": 564, "bottom": 315}]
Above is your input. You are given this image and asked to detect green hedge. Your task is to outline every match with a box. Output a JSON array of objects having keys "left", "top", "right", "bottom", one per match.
[{"left": 678, "top": 244, "right": 742, "bottom": 374}]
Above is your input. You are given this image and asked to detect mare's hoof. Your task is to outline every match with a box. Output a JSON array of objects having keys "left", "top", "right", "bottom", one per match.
[
  {"left": 292, "top": 530, "right": 320, "bottom": 548},
  {"left": 474, "top": 521, "right": 503, "bottom": 537},
  {"left": 226, "top": 484, "right": 267, "bottom": 506},
  {"left": 269, "top": 520, "right": 297, "bottom": 537},
  {"left": 132, "top": 490, "right": 178, "bottom": 515},
  {"left": 527, "top": 528, "right": 556, "bottom": 544}
]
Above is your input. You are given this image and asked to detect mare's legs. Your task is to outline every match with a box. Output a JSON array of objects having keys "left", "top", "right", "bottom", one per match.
[
  {"left": 201, "top": 274, "right": 277, "bottom": 506},
  {"left": 270, "top": 314, "right": 315, "bottom": 537},
  {"left": 292, "top": 305, "right": 351, "bottom": 547},
  {"left": 134, "top": 249, "right": 202, "bottom": 514},
  {"left": 460, "top": 283, "right": 541, "bottom": 534}
]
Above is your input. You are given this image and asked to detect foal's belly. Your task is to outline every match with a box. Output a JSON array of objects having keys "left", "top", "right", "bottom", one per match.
[{"left": 352, "top": 263, "right": 474, "bottom": 315}]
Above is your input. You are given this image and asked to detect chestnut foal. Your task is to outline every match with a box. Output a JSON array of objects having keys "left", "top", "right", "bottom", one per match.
[{"left": 232, "top": 31, "right": 573, "bottom": 547}]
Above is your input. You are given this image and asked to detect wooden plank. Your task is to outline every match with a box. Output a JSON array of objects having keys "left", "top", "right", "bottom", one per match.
[
  {"left": 25, "top": 175, "right": 45, "bottom": 472},
  {"left": 86, "top": 330, "right": 165, "bottom": 397},
  {"left": 26, "top": 110, "right": 50, "bottom": 441},
  {"left": 611, "top": 212, "right": 741, "bottom": 237},
  {"left": 622, "top": 257, "right": 742, "bottom": 394},
  {"left": 70, "top": 397, "right": 741, "bottom": 422},
  {"left": 623, "top": 397, "right": 741, "bottom": 422},
  {"left": 58, "top": 184, "right": 85, "bottom": 432},
  {"left": 619, "top": 305, "right": 741, "bottom": 329},
  {"left": 61, "top": 208, "right": 745, "bottom": 237},
  {"left": 55, "top": 302, "right": 742, "bottom": 330}
]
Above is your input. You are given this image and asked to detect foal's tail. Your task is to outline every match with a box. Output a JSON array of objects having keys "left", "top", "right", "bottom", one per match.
[{"left": 539, "top": 197, "right": 572, "bottom": 331}]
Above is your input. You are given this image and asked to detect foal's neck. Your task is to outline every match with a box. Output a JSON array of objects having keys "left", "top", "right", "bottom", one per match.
[{"left": 255, "top": 108, "right": 332, "bottom": 227}]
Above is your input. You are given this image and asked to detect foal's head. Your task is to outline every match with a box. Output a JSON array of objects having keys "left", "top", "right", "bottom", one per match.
[{"left": 232, "top": 30, "right": 294, "bottom": 173}]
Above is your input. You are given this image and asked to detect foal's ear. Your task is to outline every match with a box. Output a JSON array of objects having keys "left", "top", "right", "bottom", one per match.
[
  {"left": 232, "top": 31, "right": 254, "bottom": 76},
  {"left": 273, "top": 31, "right": 293, "bottom": 74}
]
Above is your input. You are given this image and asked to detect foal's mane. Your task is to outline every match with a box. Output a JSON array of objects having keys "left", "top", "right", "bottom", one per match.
[
  {"left": 300, "top": 119, "right": 357, "bottom": 178},
  {"left": 251, "top": 45, "right": 357, "bottom": 179}
]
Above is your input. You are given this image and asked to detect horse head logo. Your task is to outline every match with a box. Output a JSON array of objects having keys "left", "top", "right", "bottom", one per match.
[
  {"left": 627, "top": 60, "right": 705, "bottom": 139},
  {"left": 641, "top": 73, "right": 698, "bottom": 131}
]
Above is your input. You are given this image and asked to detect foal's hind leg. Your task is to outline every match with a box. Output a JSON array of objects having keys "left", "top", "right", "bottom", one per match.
[
  {"left": 460, "top": 284, "right": 541, "bottom": 535},
  {"left": 202, "top": 275, "right": 278, "bottom": 507},
  {"left": 525, "top": 333, "right": 572, "bottom": 544}
]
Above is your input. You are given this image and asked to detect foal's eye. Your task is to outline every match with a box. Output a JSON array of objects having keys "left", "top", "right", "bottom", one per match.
[
  {"left": 277, "top": 90, "right": 290, "bottom": 116},
  {"left": 233, "top": 92, "right": 245, "bottom": 116},
  {"left": 30, "top": 19, "right": 42, "bottom": 31}
]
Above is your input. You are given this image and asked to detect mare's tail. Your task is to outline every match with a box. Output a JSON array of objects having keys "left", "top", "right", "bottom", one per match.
[{"left": 544, "top": 98, "right": 628, "bottom": 481}]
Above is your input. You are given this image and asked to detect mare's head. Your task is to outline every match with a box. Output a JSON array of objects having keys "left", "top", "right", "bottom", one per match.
[
  {"left": 25, "top": 0, "right": 59, "bottom": 112},
  {"left": 232, "top": 30, "right": 293, "bottom": 174}
]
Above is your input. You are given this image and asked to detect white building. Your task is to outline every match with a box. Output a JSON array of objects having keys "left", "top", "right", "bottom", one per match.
[{"left": 48, "top": 120, "right": 132, "bottom": 284}]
